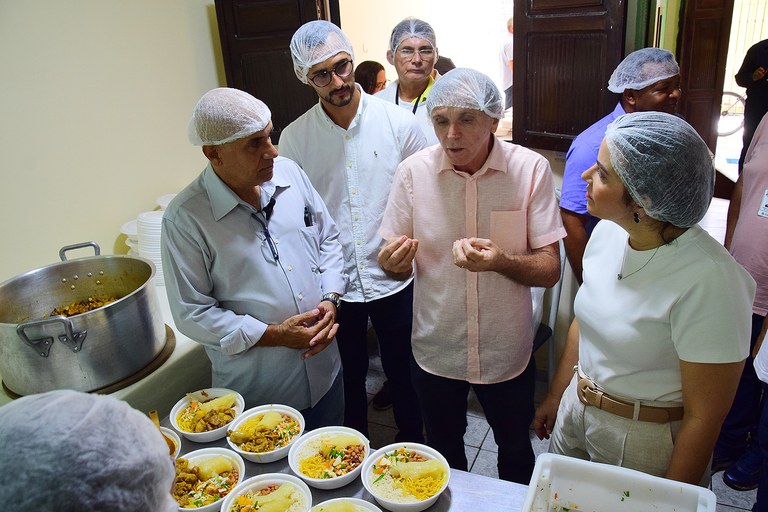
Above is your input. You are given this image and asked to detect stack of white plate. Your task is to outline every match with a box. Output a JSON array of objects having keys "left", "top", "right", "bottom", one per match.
[
  {"left": 156, "top": 193, "right": 177, "bottom": 210},
  {"left": 121, "top": 219, "right": 139, "bottom": 256},
  {"left": 137, "top": 210, "right": 165, "bottom": 284}
]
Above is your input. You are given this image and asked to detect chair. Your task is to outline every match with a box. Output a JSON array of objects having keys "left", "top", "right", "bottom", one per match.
[{"left": 532, "top": 239, "right": 566, "bottom": 383}]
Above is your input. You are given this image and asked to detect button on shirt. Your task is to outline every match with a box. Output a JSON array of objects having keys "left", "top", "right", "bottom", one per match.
[
  {"left": 279, "top": 87, "right": 427, "bottom": 302},
  {"left": 161, "top": 159, "right": 347, "bottom": 410},
  {"left": 380, "top": 140, "right": 566, "bottom": 384}
]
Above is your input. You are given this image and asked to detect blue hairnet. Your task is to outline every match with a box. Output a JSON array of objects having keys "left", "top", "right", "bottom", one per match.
[
  {"left": 290, "top": 20, "right": 354, "bottom": 84},
  {"left": 189, "top": 87, "right": 271, "bottom": 146},
  {"left": 427, "top": 68, "right": 504, "bottom": 120},
  {"left": 389, "top": 18, "right": 437, "bottom": 54},
  {"left": 0, "top": 390, "right": 176, "bottom": 512},
  {"left": 604, "top": 112, "right": 714, "bottom": 227},
  {"left": 608, "top": 48, "right": 680, "bottom": 93}
]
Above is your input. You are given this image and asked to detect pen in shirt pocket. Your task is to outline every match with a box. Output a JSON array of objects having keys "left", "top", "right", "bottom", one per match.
[{"left": 304, "top": 206, "right": 313, "bottom": 227}]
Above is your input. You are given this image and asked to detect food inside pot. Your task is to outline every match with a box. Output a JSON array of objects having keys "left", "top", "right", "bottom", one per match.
[{"left": 49, "top": 296, "right": 118, "bottom": 317}]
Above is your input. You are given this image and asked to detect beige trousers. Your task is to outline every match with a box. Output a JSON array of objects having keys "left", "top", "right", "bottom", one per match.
[{"left": 549, "top": 374, "right": 709, "bottom": 487}]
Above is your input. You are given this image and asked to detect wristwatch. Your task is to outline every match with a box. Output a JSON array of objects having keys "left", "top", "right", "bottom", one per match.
[{"left": 321, "top": 292, "right": 342, "bottom": 311}]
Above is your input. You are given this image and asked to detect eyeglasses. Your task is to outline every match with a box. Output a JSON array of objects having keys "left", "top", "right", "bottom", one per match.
[
  {"left": 309, "top": 59, "right": 354, "bottom": 87},
  {"left": 396, "top": 47, "right": 435, "bottom": 60}
]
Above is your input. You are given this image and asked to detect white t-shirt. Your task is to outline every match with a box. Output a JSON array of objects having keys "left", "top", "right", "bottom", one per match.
[
  {"left": 576, "top": 221, "right": 754, "bottom": 403},
  {"left": 500, "top": 35, "right": 514, "bottom": 90}
]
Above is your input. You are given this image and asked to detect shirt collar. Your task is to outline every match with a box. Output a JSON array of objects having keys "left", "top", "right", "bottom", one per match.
[
  {"left": 436, "top": 136, "right": 508, "bottom": 177},
  {"left": 203, "top": 162, "right": 290, "bottom": 221}
]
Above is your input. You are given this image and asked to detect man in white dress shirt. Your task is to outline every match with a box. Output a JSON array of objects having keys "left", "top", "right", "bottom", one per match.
[
  {"left": 162, "top": 88, "right": 347, "bottom": 430},
  {"left": 280, "top": 20, "right": 427, "bottom": 442}
]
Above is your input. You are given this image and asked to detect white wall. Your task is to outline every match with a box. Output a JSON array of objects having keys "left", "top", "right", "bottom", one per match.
[
  {"left": 0, "top": 1, "right": 222, "bottom": 282},
  {"left": 339, "top": 0, "right": 514, "bottom": 93}
]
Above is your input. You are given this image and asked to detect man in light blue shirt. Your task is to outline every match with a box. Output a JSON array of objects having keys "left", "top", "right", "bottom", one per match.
[
  {"left": 161, "top": 88, "right": 347, "bottom": 429},
  {"left": 559, "top": 48, "right": 681, "bottom": 283},
  {"left": 281, "top": 21, "right": 426, "bottom": 442}
]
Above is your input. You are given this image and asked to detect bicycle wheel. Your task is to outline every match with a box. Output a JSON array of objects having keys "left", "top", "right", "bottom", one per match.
[{"left": 717, "top": 91, "right": 746, "bottom": 137}]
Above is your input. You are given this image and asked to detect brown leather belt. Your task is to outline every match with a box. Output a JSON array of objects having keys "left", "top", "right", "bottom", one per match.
[{"left": 576, "top": 372, "right": 684, "bottom": 424}]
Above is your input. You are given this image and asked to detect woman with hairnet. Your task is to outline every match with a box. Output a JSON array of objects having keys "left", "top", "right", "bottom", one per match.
[
  {"left": 0, "top": 389, "right": 177, "bottom": 512},
  {"left": 534, "top": 112, "right": 756, "bottom": 485}
]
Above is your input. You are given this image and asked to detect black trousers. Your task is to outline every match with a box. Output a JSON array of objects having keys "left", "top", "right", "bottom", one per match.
[
  {"left": 411, "top": 354, "right": 536, "bottom": 484},
  {"left": 335, "top": 283, "right": 424, "bottom": 441}
]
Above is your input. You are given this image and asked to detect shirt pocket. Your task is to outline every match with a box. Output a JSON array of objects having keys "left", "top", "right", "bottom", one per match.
[
  {"left": 298, "top": 225, "right": 321, "bottom": 272},
  {"left": 490, "top": 210, "right": 527, "bottom": 255}
]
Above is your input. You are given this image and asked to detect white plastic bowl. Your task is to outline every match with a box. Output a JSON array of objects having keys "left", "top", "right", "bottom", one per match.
[
  {"left": 288, "top": 426, "right": 369, "bottom": 490},
  {"left": 311, "top": 497, "right": 382, "bottom": 511},
  {"left": 521, "top": 453, "right": 717, "bottom": 512},
  {"left": 175, "top": 447, "right": 246, "bottom": 512},
  {"left": 170, "top": 388, "right": 245, "bottom": 443},
  {"left": 361, "top": 442, "right": 450, "bottom": 512},
  {"left": 160, "top": 426, "right": 182, "bottom": 458},
  {"left": 226, "top": 404, "right": 305, "bottom": 463},
  {"left": 219, "top": 473, "right": 311, "bottom": 512}
]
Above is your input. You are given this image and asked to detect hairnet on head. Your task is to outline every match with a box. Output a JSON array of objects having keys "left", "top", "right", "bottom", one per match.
[
  {"left": 389, "top": 18, "right": 437, "bottom": 54},
  {"left": 189, "top": 87, "right": 271, "bottom": 146},
  {"left": 0, "top": 389, "right": 176, "bottom": 512},
  {"left": 290, "top": 20, "right": 354, "bottom": 84},
  {"left": 604, "top": 111, "right": 714, "bottom": 227},
  {"left": 426, "top": 68, "right": 504, "bottom": 120},
  {"left": 607, "top": 47, "right": 679, "bottom": 93}
]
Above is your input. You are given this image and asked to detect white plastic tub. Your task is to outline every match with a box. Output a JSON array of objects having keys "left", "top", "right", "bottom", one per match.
[{"left": 522, "top": 453, "right": 717, "bottom": 512}]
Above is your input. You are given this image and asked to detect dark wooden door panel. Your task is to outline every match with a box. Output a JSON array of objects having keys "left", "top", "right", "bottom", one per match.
[
  {"left": 677, "top": 0, "right": 734, "bottom": 152},
  {"left": 514, "top": 1, "right": 627, "bottom": 152},
  {"left": 215, "top": 0, "right": 338, "bottom": 143}
]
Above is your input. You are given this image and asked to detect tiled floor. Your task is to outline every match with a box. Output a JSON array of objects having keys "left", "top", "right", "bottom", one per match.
[{"left": 364, "top": 339, "right": 758, "bottom": 511}]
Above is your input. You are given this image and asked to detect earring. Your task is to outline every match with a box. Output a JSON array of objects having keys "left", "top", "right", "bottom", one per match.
[{"left": 633, "top": 212, "right": 641, "bottom": 224}]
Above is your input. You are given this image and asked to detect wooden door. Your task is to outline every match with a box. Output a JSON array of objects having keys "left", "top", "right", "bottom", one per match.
[
  {"left": 513, "top": 0, "right": 627, "bottom": 152},
  {"left": 677, "top": 0, "right": 734, "bottom": 154},
  {"left": 215, "top": 0, "right": 340, "bottom": 143}
]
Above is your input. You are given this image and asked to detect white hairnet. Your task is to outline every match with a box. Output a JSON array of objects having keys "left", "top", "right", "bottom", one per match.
[
  {"left": 604, "top": 111, "right": 714, "bottom": 227},
  {"left": 188, "top": 87, "right": 271, "bottom": 146},
  {"left": 389, "top": 18, "right": 437, "bottom": 54},
  {"left": 426, "top": 68, "right": 504, "bottom": 120},
  {"left": 607, "top": 47, "right": 680, "bottom": 93},
  {"left": 290, "top": 20, "right": 354, "bottom": 84},
  {"left": 0, "top": 390, "right": 176, "bottom": 512}
]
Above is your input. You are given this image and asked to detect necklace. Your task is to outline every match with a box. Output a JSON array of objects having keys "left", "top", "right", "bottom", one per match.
[{"left": 617, "top": 245, "right": 660, "bottom": 280}]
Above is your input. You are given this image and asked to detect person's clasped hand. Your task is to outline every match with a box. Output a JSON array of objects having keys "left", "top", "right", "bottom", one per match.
[
  {"left": 277, "top": 306, "right": 338, "bottom": 360},
  {"left": 752, "top": 66, "right": 767, "bottom": 82},
  {"left": 452, "top": 237, "right": 502, "bottom": 272}
]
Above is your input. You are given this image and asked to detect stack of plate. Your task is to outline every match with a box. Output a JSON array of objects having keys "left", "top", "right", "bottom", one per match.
[
  {"left": 137, "top": 210, "right": 165, "bottom": 284},
  {"left": 120, "top": 219, "right": 139, "bottom": 256}
]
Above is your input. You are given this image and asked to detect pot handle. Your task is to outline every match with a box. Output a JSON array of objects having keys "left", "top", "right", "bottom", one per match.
[
  {"left": 16, "top": 317, "right": 88, "bottom": 357},
  {"left": 59, "top": 241, "right": 100, "bottom": 261}
]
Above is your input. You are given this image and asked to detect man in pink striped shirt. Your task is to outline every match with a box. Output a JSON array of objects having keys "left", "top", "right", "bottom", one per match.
[{"left": 378, "top": 68, "right": 565, "bottom": 483}]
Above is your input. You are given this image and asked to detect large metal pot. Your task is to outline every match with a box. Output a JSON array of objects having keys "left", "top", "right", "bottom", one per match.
[{"left": 0, "top": 242, "right": 166, "bottom": 395}]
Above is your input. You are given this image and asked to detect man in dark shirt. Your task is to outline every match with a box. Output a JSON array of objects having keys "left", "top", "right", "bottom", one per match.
[{"left": 736, "top": 38, "right": 768, "bottom": 170}]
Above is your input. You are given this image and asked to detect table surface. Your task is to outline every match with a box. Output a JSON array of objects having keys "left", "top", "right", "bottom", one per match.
[{"left": 168, "top": 422, "right": 530, "bottom": 512}]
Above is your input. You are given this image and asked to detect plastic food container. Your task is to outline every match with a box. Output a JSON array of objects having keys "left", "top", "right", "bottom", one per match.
[{"left": 521, "top": 453, "right": 717, "bottom": 512}]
